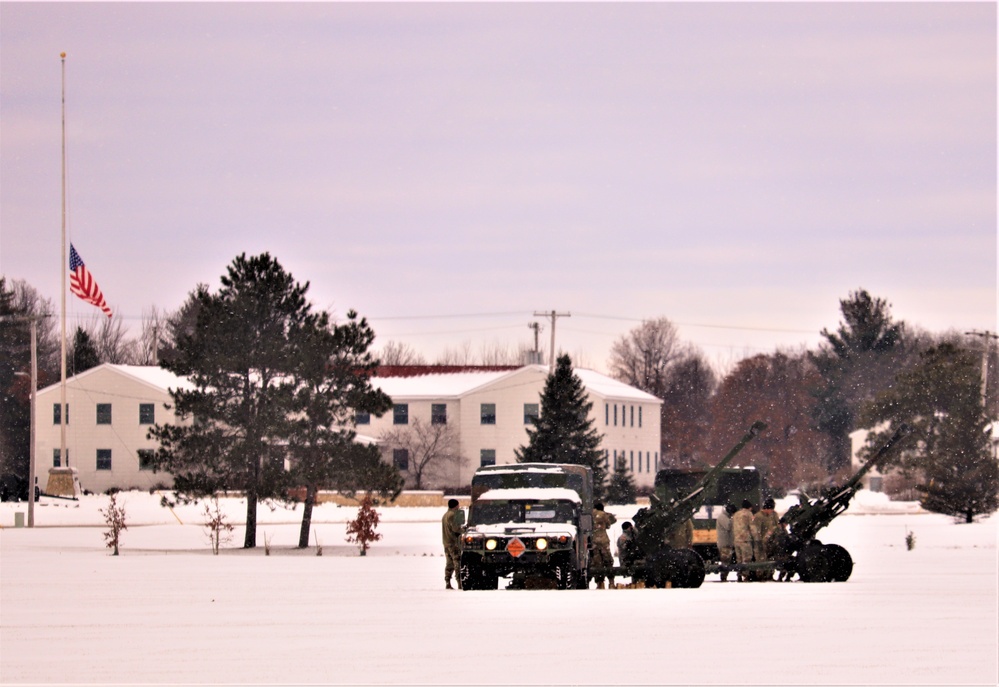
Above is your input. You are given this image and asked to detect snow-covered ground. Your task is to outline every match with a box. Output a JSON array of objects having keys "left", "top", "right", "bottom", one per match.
[{"left": 1, "top": 491, "right": 996, "bottom": 685}]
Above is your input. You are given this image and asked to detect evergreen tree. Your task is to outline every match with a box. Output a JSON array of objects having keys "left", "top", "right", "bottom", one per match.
[
  {"left": 859, "top": 342, "right": 998, "bottom": 522},
  {"left": 149, "top": 253, "right": 311, "bottom": 548},
  {"left": 70, "top": 327, "right": 101, "bottom": 374},
  {"left": 810, "top": 289, "right": 907, "bottom": 471},
  {"left": 606, "top": 455, "right": 636, "bottom": 505},
  {"left": 287, "top": 308, "right": 398, "bottom": 548},
  {"left": 516, "top": 354, "right": 607, "bottom": 498}
]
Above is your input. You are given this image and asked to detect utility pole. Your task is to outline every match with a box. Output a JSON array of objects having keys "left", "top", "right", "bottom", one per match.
[
  {"left": 965, "top": 330, "right": 998, "bottom": 413},
  {"left": 533, "top": 310, "right": 570, "bottom": 372},
  {"left": 527, "top": 321, "right": 541, "bottom": 364}
]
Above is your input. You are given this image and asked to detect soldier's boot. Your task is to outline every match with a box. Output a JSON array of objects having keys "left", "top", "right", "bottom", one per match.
[
  {"left": 597, "top": 579, "right": 606, "bottom": 589},
  {"left": 445, "top": 575, "right": 454, "bottom": 590}
]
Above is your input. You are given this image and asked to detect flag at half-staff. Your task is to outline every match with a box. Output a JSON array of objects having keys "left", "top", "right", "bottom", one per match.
[{"left": 69, "top": 243, "right": 112, "bottom": 318}]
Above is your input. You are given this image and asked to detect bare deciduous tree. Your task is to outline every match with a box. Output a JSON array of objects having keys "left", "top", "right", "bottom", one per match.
[
  {"left": 378, "top": 340, "right": 427, "bottom": 366},
  {"left": 378, "top": 418, "right": 465, "bottom": 489}
]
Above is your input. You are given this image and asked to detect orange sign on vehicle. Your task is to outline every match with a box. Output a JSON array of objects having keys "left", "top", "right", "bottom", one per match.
[{"left": 506, "top": 537, "right": 526, "bottom": 558}]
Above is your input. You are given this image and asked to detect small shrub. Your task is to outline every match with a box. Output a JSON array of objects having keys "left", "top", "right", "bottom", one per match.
[
  {"left": 345, "top": 494, "right": 382, "bottom": 556},
  {"left": 100, "top": 493, "right": 127, "bottom": 556},
  {"left": 202, "top": 497, "right": 235, "bottom": 555},
  {"left": 314, "top": 531, "right": 323, "bottom": 557},
  {"left": 905, "top": 528, "right": 916, "bottom": 551},
  {"left": 263, "top": 532, "right": 272, "bottom": 556}
]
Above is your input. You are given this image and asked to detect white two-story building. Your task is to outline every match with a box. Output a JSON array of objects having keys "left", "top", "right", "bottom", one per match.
[
  {"left": 364, "top": 364, "right": 663, "bottom": 489},
  {"left": 35, "top": 365, "right": 192, "bottom": 495},
  {"left": 34, "top": 363, "right": 662, "bottom": 494}
]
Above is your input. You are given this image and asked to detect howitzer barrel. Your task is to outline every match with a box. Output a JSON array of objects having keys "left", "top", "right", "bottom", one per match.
[
  {"left": 838, "top": 423, "right": 911, "bottom": 494},
  {"left": 786, "top": 423, "right": 910, "bottom": 542}
]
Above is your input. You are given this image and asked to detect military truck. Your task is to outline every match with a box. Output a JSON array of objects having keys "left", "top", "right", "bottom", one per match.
[{"left": 459, "top": 463, "right": 593, "bottom": 590}]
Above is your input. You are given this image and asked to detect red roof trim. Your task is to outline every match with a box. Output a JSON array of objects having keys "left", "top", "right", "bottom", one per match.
[{"left": 374, "top": 365, "right": 521, "bottom": 378}]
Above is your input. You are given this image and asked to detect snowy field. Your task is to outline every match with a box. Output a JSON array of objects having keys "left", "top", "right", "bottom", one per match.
[{"left": 1, "top": 492, "right": 996, "bottom": 686}]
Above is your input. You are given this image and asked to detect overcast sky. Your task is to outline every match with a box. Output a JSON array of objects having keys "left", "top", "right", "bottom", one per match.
[{"left": 1, "top": 2, "right": 995, "bottom": 372}]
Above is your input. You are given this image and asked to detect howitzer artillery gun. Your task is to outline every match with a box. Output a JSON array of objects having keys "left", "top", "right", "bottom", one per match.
[
  {"left": 773, "top": 424, "right": 911, "bottom": 582},
  {"left": 606, "top": 421, "right": 767, "bottom": 588}
]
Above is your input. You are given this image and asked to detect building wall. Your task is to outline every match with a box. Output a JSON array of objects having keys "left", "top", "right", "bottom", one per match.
[
  {"left": 366, "top": 367, "right": 662, "bottom": 490},
  {"left": 35, "top": 366, "right": 179, "bottom": 494}
]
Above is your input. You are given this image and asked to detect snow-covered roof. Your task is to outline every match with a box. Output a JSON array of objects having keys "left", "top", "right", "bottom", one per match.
[
  {"left": 37, "top": 363, "right": 193, "bottom": 396},
  {"left": 372, "top": 369, "right": 514, "bottom": 398},
  {"left": 372, "top": 364, "right": 661, "bottom": 404},
  {"left": 476, "top": 487, "right": 582, "bottom": 503}
]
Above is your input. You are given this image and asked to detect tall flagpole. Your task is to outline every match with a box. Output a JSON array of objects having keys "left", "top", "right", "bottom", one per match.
[{"left": 59, "top": 52, "right": 67, "bottom": 468}]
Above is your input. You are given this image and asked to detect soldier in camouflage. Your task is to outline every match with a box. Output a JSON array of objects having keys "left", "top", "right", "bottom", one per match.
[
  {"left": 753, "top": 497, "right": 780, "bottom": 581},
  {"left": 442, "top": 498, "right": 465, "bottom": 589},
  {"left": 732, "top": 499, "right": 756, "bottom": 582},
  {"left": 591, "top": 502, "right": 617, "bottom": 589},
  {"left": 716, "top": 502, "right": 737, "bottom": 581}
]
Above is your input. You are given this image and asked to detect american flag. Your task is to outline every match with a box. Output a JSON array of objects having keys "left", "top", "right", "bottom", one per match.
[{"left": 69, "top": 244, "right": 112, "bottom": 318}]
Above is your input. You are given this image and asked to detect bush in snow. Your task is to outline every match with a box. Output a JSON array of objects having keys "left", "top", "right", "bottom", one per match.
[
  {"left": 100, "top": 492, "right": 127, "bottom": 556},
  {"left": 345, "top": 494, "right": 382, "bottom": 556},
  {"left": 202, "top": 497, "right": 235, "bottom": 555}
]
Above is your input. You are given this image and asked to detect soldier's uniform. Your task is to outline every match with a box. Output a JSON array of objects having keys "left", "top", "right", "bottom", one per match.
[
  {"left": 753, "top": 501, "right": 780, "bottom": 581},
  {"left": 715, "top": 504, "right": 736, "bottom": 581},
  {"left": 591, "top": 504, "right": 617, "bottom": 588},
  {"left": 731, "top": 501, "right": 756, "bottom": 581},
  {"left": 666, "top": 518, "right": 694, "bottom": 550},
  {"left": 616, "top": 523, "right": 639, "bottom": 567},
  {"left": 442, "top": 500, "right": 465, "bottom": 589}
]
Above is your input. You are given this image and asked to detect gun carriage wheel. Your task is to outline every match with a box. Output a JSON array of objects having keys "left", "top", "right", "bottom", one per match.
[
  {"left": 796, "top": 541, "right": 832, "bottom": 583},
  {"left": 823, "top": 543, "right": 853, "bottom": 582}
]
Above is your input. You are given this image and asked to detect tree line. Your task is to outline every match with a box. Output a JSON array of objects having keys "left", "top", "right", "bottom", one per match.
[
  {"left": 607, "top": 291, "right": 997, "bottom": 521},
  {"left": 2, "top": 265, "right": 997, "bottom": 523}
]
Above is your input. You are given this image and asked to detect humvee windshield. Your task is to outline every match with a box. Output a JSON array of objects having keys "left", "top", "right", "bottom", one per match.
[{"left": 469, "top": 500, "right": 578, "bottom": 526}]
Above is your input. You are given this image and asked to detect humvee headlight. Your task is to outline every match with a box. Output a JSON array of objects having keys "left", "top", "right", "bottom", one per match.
[
  {"left": 463, "top": 534, "right": 484, "bottom": 550},
  {"left": 556, "top": 535, "right": 570, "bottom": 545},
  {"left": 535, "top": 538, "right": 548, "bottom": 551},
  {"left": 485, "top": 539, "right": 498, "bottom": 551}
]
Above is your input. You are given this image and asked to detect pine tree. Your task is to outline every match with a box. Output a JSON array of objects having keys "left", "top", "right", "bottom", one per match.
[
  {"left": 860, "top": 342, "right": 998, "bottom": 522},
  {"left": 70, "top": 327, "right": 101, "bottom": 374},
  {"left": 150, "top": 253, "right": 311, "bottom": 548},
  {"left": 516, "top": 354, "right": 607, "bottom": 498},
  {"left": 606, "top": 455, "right": 636, "bottom": 505},
  {"left": 287, "top": 308, "right": 397, "bottom": 548}
]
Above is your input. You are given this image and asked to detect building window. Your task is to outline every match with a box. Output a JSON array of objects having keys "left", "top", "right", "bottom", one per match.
[
  {"left": 96, "top": 403, "right": 112, "bottom": 425},
  {"left": 355, "top": 411, "right": 370, "bottom": 425},
  {"left": 53, "top": 448, "right": 66, "bottom": 468},
  {"left": 139, "top": 403, "right": 155, "bottom": 425},
  {"left": 53, "top": 403, "right": 69, "bottom": 425},
  {"left": 393, "top": 448, "right": 409, "bottom": 471},
  {"left": 96, "top": 449, "right": 112, "bottom": 471},
  {"left": 630, "top": 406, "right": 634, "bottom": 427},
  {"left": 480, "top": 403, "right": 496, "bottom": 425},
  {"left": 639, "top": 406, "right": 643, "bottom": 428},
  {"left": 431, "top": 404, "right": 447, "bottom": 425},
  {"left": 138, "top": 449, "right": 154, "bottom": 470},
  {"left": 613, "top": 405, "right": 617, "bottom": 426},
  {"left": 630, "top": 451, "right": 634, "bottom": 472},
  {"left": 605, "top": 404, "right": 609, "bottom": 425},
  {"left": 480, "top": 449, "right": 496, "bottom": 467},
  {"left": 524, "top": 403, "right": 539, "bottom": 425},
  {"left": 393, "top": 404, "right": 409, "bottom": 425}
]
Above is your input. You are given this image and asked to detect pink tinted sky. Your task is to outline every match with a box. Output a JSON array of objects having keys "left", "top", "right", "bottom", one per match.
[{"left": 1, "top": 2, "right": 994, "bottom": 371}]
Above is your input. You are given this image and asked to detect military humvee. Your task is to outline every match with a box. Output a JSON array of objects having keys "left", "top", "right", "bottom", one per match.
[{"left": 459, "top": 463, "right": 593, "bottom": 590}]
